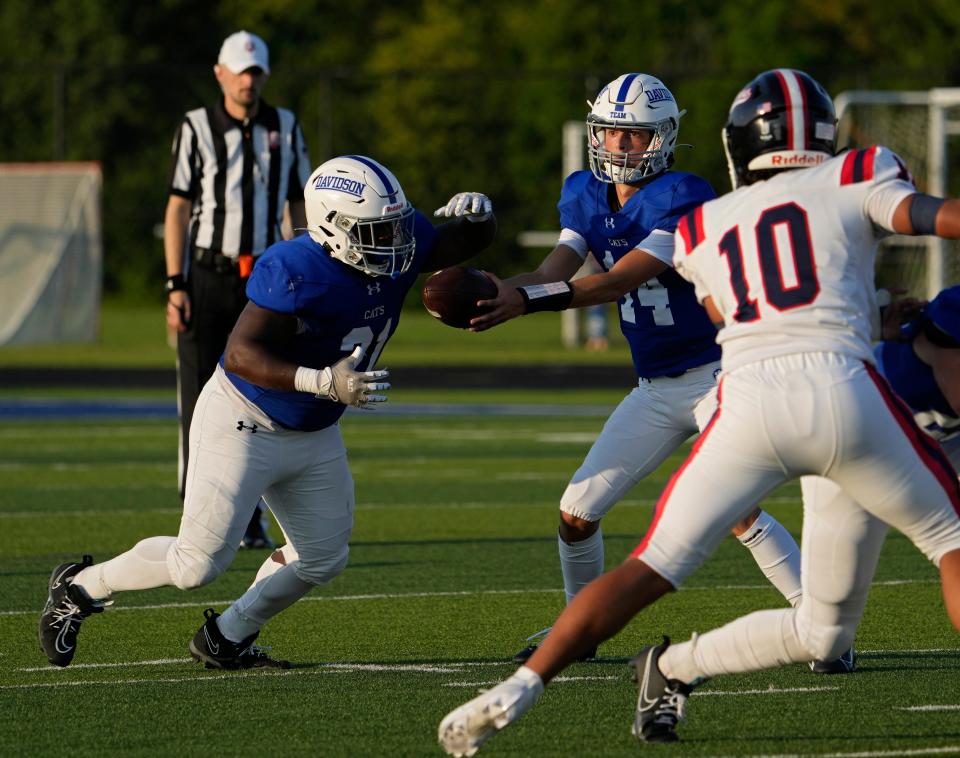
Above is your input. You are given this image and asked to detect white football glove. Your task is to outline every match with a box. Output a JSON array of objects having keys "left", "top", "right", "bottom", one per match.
[
  {"left": 434, "top": 192, "right": 492, "bottom": 223},
  {"left": 299, "top": 346, "right": 390, "bottom": 409}
]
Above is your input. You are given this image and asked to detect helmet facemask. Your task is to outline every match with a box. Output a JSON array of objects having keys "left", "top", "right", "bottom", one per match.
[
  {"left": 587, "top": 116, "right": 679, "bottom": 184},
  {"left": 326, "top": 206, "right": 415, "bottom": 278}
]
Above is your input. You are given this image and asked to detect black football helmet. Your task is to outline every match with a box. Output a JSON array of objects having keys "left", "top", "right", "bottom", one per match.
[{"left": 723, "top": 69, "right": 837, "bottom": 189}]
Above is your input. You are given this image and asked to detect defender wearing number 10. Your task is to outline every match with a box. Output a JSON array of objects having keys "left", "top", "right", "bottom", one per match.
[{"left": 471, "top": 73, "right": 826, "bottom": 666}]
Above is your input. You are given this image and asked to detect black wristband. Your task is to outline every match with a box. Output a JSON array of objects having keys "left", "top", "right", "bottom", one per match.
[
  {"left": 909, "top": 193, "right": 945, "bottom": 235},
  {"left": 517, "top": 281, "right": 574, "bottom": 313},
  {"left": 165, "top": 274, "right": 186, "bottom": 294}
]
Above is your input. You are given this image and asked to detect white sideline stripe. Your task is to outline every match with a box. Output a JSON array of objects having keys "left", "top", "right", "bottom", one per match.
[
  {"left": 897, "top": 704, "right": 960, "bottom": 711},
  {"left": 1, "top": 579, "right": 942, "bottom": 618}
]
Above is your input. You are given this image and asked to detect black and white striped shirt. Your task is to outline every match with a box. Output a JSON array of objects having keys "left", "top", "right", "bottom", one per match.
[{"left": 167, "top": 98, "right": 311, "bottom": 257}]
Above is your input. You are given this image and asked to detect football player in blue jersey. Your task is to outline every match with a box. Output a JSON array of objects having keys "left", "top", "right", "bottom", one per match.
[
  {"left": 798, "top": 284, "right": 960, "bottom": 571},
  {"left": 878, "top": 285, "right": 960, "bottom": 457},
  {"left": 470, "top": 73, "right": 809, "bottom": 663},
  {"left": 37, "top": 156, "right": 497, "bottom": 669}
]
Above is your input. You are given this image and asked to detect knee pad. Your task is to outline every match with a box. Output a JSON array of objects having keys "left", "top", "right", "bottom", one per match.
[
  {"left": 796, "top": 617, "right": 856, "bottom": 661},
  {"left": 293, "top": 544, "right": 350, "bottom": 586},
  {"left": 168, "top": 547, "right": 223, "bottom": 591}
]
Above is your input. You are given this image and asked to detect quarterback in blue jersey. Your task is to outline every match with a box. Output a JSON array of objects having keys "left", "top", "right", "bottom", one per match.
[
  {"left": 469, "top": 74, "right": 805, "bottom": 663},
  {"left": 38, "top": 156, "right": 497, "bottom": 669}
]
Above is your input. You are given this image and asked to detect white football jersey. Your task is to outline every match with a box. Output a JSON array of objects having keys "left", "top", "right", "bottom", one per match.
[{"left": 673, "top": 146, "right": 916, "bottom": 371}]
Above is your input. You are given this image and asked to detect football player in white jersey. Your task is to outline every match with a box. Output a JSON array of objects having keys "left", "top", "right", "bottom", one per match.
[
  {"left": 37, "top": 156, "right": 497, "bottom": 669},
  {"left": 469, "top": 73, "right": 810, "bottom": 666},
  {"left": 438, "top": 69, "right": 960, "bottom": 755}
]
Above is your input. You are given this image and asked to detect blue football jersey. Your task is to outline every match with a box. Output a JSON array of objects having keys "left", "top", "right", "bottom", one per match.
[
  {"left": 877, "top": 285, "right": 960, "bottom": 441},
  {"left": 223, "top": 211, "right": 437, "bottom": 431},
  {"left": 558, "top": 170, "right": 720, "bottom": 378}
]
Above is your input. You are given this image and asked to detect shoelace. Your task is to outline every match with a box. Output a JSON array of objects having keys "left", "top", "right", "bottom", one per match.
[
  {"left": 652, "top": 688, "right": 688, "bottom": 726},
  {"left": 50, "top": 598, "right": 87, "bottom": 628}
]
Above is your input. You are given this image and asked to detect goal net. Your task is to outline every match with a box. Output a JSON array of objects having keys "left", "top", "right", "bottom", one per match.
[
  {"left": 0, "top": 162, "right": 102, "bottom": 345},
  {"left": 835, "top": 89, "right": 960, "bottom": 299}
]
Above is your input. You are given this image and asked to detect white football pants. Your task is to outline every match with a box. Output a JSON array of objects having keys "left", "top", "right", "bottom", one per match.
[
  {"left": 638, "top": 353, "right": 960, "bottom": 677},
  {"left": 78, "top": 368, "right": 354, "bottom": 635},
  {"left": 560, "top": 361, "right": 720, "bottom": 521}
]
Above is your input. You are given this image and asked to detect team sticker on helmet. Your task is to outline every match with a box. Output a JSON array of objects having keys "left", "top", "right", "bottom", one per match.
[
  {"left": 645, "top": 88, "right": 673, "bottom": 104},
  {"left": 732, "top": 87, "right": 753, "bottom": 107},
  {"left": 314, "top": 175, "right": 366, "bottom": 198}
]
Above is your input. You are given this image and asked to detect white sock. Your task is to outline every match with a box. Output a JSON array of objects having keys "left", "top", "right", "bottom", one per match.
[
  {"left": 218, "top": 563, "right": 313, "bottom": 642},
  {"left": 72, "top": 536, "right": 176, "bottom": 601},
  {"left": 659, "top": 607, "right": 807, "bottom": 683},
  {"left": 559, "top": 527, "right": 604, "bottom": 604},
  {"left": 737, "top": 510, "right": 802, "bottom": 607}
]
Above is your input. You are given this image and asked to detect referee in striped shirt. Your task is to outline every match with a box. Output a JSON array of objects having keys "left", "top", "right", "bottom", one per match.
[{"left": 164, "top": 30, "right": 312, "bottom": 547}]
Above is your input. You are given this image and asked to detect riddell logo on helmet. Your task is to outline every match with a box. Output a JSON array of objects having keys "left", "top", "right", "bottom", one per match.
[
  {"left": 770, "top": 154, "right": 827, "bottom": 166},
  {"left": 314, "top": 175, "right": 366, "bottom": 197}
]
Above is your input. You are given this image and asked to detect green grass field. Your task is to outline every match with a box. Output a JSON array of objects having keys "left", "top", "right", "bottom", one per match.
[
  {"left": 2, "top": 401, "right": 959, "bottom": 757},
  {"left": 0, "top": 301, "right": 630, "bottom": 368}
]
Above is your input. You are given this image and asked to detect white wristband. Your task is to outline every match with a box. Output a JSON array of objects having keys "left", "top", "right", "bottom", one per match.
[
  {"left": 294, "top": 366, "right": 333, "bottom": 398},
  {"left": 294, "top": 366, "right": 320, "bottom": 394}
]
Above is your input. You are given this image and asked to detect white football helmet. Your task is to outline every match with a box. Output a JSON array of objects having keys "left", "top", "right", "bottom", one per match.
[
  {"left": 304, "top": 155, "right": 415, "bottom": 278},
  {"left": 587, "top": 73, "right": 685, "bottom": 184}
]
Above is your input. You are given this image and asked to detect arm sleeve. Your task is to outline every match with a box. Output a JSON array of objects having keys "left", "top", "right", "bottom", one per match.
[
  {"left": 167, "top": 117, "right": 197, "bottom": 199},
  {"left": 634, "top": 229, "right": 675, "bottom": 265},
  {"left": 863, "top": 147, "right": 918, "bottom": 231},
  {"left": 557, "top": 229, "right": 588, "bottom": 259}
]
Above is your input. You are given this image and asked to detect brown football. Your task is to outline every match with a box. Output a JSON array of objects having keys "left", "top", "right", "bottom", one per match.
[{"left": 421, "top": 266, "right": 497, "bottom": 329}]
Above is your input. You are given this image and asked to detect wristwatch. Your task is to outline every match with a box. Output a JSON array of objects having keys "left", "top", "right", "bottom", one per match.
[{"left": 165, "top": 274, "right": 186, "bottom": 294}]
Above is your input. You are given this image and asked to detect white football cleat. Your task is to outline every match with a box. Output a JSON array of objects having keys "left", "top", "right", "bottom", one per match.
[{"left": 438, "top": 669, "right": 544, "bottom": 756}]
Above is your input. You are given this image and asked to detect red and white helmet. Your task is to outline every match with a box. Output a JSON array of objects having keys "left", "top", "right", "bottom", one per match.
[
  {"left": 304, "top": 155, "right": 415, "bottom": 278},
  {"left": 587, "top": 73, "right": 684, "bottom": 183}
]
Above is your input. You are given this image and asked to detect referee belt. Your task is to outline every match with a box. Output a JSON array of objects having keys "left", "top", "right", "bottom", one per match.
[{"left": 194, "top": 248, "right": 255, "bottom": 277}]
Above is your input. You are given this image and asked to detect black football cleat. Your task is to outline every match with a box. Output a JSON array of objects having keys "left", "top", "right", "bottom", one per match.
[
  {"left": 189, "top": 608, "right": 290, "bottom": 670},
  {"left": 38, "top": 555, "right": 106, "bottom": 667},
  {"left": 809, "top": 646, "right": 856, "bottom": 674},
  {"left": 511, "top": 642, "right": 597, "bottom": 664},
  {"left": 511, "top": 625, "right": 596, "bottom": 663},
  {"left": 630, "top": 637, "right": 695, "bottom": 743}
]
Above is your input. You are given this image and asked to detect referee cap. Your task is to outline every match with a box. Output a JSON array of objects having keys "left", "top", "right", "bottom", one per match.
[{"left": 218, "top": 31, "right": 270, "bottom": 74}]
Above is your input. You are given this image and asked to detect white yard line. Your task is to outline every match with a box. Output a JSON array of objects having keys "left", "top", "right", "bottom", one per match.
[
  {"left": 696, "top": 685, "right": 840, "bottom": 696},
  {"left": 896, "top": 704, "right": 960, "bottom": 712},
  {"left": 443, "top": 675, "right": 618, "bottom": 688},
  {"left": 1, "top": 579, "right": 943, "bottom": 618}
]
